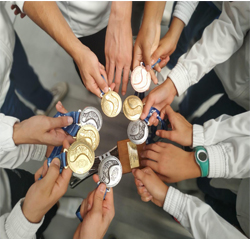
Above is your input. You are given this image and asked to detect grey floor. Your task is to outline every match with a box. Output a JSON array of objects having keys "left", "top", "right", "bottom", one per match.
[{"left": 2, "top": 2, "right": 217, "bottom": 238}]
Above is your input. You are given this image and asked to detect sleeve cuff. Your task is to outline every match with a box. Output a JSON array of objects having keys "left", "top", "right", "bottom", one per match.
[
  {"left": 207, "top": 144, "right": 227, "bottom": 178},
  {"left": 168, "top": 62, "right": 190, "bottom": 96},
  {"left": 163, "top": 186, "right": 187, "bottom": 222},
  {"left": 5, "top": 198, "right": 44, "bottom": 239},
  {"left": 192, "top": 124, "right": 205, "bottom": 148},
  {"left": 30, "top": 145, "right": 47, "bottom": 161}
]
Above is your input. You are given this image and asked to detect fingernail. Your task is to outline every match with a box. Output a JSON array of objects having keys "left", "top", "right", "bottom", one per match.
[
  {"left": 67, "top": 117, "right": 73, "bottom": 125},
  {"left": 52, "top": 158, "right": 61, "bottom": 167},
  {"left": 122, "top": 91, "right": 125, "bottom": 96},
  {"left": 151, "top": 59, "right": 155, "bottom": 65},
  {"left": 156, "top": 131, "right": 159, "bottom": 136},
  {"left": 146, "top": 65, "right": 150, "bottom": 71},
  {"left": 138, "top": 182, "right": 143, "bottom": 186},
  {"left": 87, "top": 203, "right": 91, "bottom": 211},
  {"left": 99, "top": 183, "right": 106, "bottom": 193},
  {"left": 103, "top": 87, "right": 108, "bottom": 93},
  {"left": 147, "top": 196, "right": 153, "bottom": 200}
]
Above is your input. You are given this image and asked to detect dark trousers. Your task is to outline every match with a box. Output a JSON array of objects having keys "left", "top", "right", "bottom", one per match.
[
  {"left": 1, "top": 32, "right": 53, "bottom": 121},
  {"left": 5, "top": 168, "right": 58, "bottom": 238},
  {"left": 73, "top": 27, "right": 107, "bottom": 84}
]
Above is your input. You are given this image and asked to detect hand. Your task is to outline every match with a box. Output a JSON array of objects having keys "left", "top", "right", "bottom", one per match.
[
  {"left": 22, "top": 155, "right": 72, "bottom": 223},
  {"left": 12, "top": 115, "right": 74, "bottom": 146},
  {"left": 74, "top": 46, "right": 116, "bottom": 97},
  {"left": 11, "top": 4, "right": 26, "bottom": 18},
  {"left": 140, "top": 142, "right": 201, "bottom": 183},
  {"left": 140, "top": 77, "right": 177, "bottom": 120},
  {"left": 105, "top": 2, "right": 133, "bottom": 95},
  {"left": 132, "top": 167, "right": 168, "bottom": 207},
  {"left": 155, "top": 105, "right": 193, "bottom": 146},
  {"left": 133, "top": 22, "right": 161, "bottom": 84},
  {"left": 74, "top": 175, "right": 115, "bottom": 239}
]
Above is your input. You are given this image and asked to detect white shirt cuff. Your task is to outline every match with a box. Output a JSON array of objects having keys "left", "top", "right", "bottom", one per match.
[
  {"left": 192, "top": 124, "right": 205, "bottom": 148},
  {"left": 5, "top": 198, "right": 44, "bottom": 239}
]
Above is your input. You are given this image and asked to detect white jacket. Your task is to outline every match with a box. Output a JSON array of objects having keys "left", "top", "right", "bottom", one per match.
[
  {"left": 15, "top": 1, "right": 111, "bottom": 38},
  {"left": 0, "top": 113, "right": 47, "bottom": 239},
  {"left": 169, "top": 2, "right": 250, "bottom": 110},
  {"left": 163, "top": 112, "right": 250, "bottom": 238}
]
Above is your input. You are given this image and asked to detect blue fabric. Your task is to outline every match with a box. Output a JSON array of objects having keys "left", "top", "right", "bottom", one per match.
[
  {"left": 47, "top": 151, "right": 66, "bottom": 174},
  {"left": 167, "top": 2, "right": 221, "bottom": 70},
  {"left": 54, "top": 111, "right": 81, "bottom": 136},
  {"left": 76, "top": 205, "right": 83, "bottom": 222}
]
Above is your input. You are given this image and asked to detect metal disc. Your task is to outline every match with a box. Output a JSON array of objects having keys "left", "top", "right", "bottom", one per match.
[
  {"left": 131, "top": 65, "right": 151, "bottom": 93},
  {"left": 127, "top": 120, "right": 148, "bottom": 145},
  {"left": 76, "top": 124, "right": 100, "bottom": 151},
  {"left": 67, "top": 141, "right": 95, "bottom": 174},
  {"left": 123, "top": 95, "right": 143, "bottom": 121},
  {"left": 79, "top": 106, "right": 103, "bottom": 131},
  {"left": 101, "top": 90, "right": 122, "bottom": 117},
  {"left": 98, "top": 156, "right": 122, "bottom": 188}
]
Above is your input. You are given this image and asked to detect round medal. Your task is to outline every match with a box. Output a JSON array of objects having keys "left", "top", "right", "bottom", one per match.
[
  {"left": 98, "top": 156, "right": 122, "bottom": 188},
  {"left": 127, "top": 120, "right": 148, "bottom": 145},
  {"left": 123, "top": 95, "right": 143, "bottom": 121},
  {"left": 67, "top": 141, "right": 95, "bottom": 174},
  {"left": 79, "top": 107, "right": 103, "bottom": 131},
  {"left": 76, "top": 124, "right": 100, "bottom": 151},
  {"left": 101, "top": 89, "right": 122, "bottom": 117},
  {"left": 131, "top": 64, "right": 151, "bottom": 93}
]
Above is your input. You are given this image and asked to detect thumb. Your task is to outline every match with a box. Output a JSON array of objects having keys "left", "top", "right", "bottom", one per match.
[
  {"left": 43, "top": 158, "right": 61, "bottom": 191},
  {"left": 48, "top": 116, "right": 73, "bottom": 129},
  {"left": 142, "top": 44, "right": 152, "bottom": 71},
  {"left": 156, "top": 129, "right": 172, "bottom": 140},
  {"left": 92, "top": 183, "right": 106, "bottom": 213},
  {"left": 151, "top": 46, "right": 165, "bottom": 67},
  {"left": 133, "top": 168, "right": 153, "bottom": 187}
]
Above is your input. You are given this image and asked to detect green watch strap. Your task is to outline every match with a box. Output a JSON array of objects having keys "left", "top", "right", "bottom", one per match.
[{"left": 194, "top": 146, "right": 209, "bottom": 177}]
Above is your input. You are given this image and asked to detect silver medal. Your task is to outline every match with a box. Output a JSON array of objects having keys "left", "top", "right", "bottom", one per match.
[
  {"left": 127, "top": 120, "right": 148, "bottom": 145},
  {"left": 79, "top": 106, "right": 103, "bottom": 131},
  {"left": 98, "top": 156, "right": 122, "bottom": 188}
]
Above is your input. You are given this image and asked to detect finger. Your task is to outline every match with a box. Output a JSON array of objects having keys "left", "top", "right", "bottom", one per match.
[
  {"left": 140, "top": 159, "right": 158, "bottom": 171},
  {"left": 94, "top": 72, "right": 109, "bottom": 94},
  {"left": 85, "top": 75, "right": 103, "bottom": 97},
  {"left": 14, "top": 9, "right": 19, "bottom": 15},
  {"left": 86, "top": 190, "right": 95, "bottom": 212},
  {"left": 140, "top": 191, "right": 152, "bottom": 199},
  {"left": 137, "top": 186, "right": 149, "bottom": 195},
  {"left": 109, "top": 82, "right": 116, "bottom": 91},
  {"left": 55, "top": 165, "right": 73, "bottom": 196},
  {"left": 108, "top": 61, "right": 115, "bottom": 87},
  {"left": 150, "top": 70, "right": 158, "bottom": 85},
  {"left": 141, "top": 44, "right": 151, "bottom": 71},
  {"left": 99, "top": 63, "right": 105, "bottom": 70},
  {"left": 80, "top": 198, "right": 89, "bottom": 218},
  {"left": 56, "top": 101, "right": 68, "bottom": 114},
  {"left": 144, "top": 143, "right": 162, "bottom": 153},
  {"left": 92, "top": 183, "right": 106, "bottom": 213},
  {"left": 151, "top": 46, "right": 165, "bottom": 67},
  {"left": 92, "top": 174, "right": 99, "bottom": 183},
  {"left": 141, "top": 96, "right": 153, "bottom": 120},
  {"left": 21, "top": 13, "right": 26, "bottom": 18},
  {"left": 34, "top": 160, "right": 48, "bottom": 181},
  {"left": 103, "top": 187, "right": 114, "bottom": 210},
  {"left": 140, "top": 149, "right": 159, "bottom": 161},
  {"left": 105, "top": 58, "right": 111, "bottom": 85},
  {"left": 147, "top": 112, "right": 158, "bottom": 126},
  {"left": 156, "top": 173, "right": 169, "bottom": 183},
  {"left": 48, "top": 116, "right": 74, "bottom": 130},
  {"left": 155, "top": 129, "right": 172, "bottom": 140},
  {"left": 158, "top": 56, "right": 170, "bottom": 68},
  {"left": 132, "top": 45, "right": 142, "bottom": 70},
  {"left": 63, "top": 139, "right": 70, "bottom": 150},
  {"left": 11, "top": 5, "right": 15, "bottom": 9},
  {"left": 134, "top": 178, "right": 144, "bottom": 187},
  {"left": 141, "top": 195, "right": 153, "bottom": 202},
  {"left": 153, "top": 64, "right": 162, "bottom": 73},
  {"left": 42, "top": 158, "right": 61, "bottom": 192},
  {"left": 100, "top": 67, "right": 108, "bottom": 85},
  {"left": 121, "top": 67, "right": 130, "bottom": 95},
  {"left": 114, "top": 66, "right": 122, "bottom": 93}
]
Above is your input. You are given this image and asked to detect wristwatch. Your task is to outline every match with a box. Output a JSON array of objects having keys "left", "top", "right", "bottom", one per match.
[{"left": 194, "top": 146, "right": 209, "bottom": 177}]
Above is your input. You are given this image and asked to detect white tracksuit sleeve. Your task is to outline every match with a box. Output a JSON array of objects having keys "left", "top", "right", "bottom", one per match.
[
  {"left": 163, "top": 187, "right": 247, "bottom": 239},
  {"left": 168, "top": 2, "right": 250, "bottom": 96},
  {"left": 192, "top": 112, "right": 250, "bottom": 178},
  {"left": 0, "top": 113, "right": 47, "bottom": 168},
  {"left": 173, "top": 1, "right": 198, "bottom": 26},
  {"left": 0, "top": 199, "right": 44, "bottom": 239}
]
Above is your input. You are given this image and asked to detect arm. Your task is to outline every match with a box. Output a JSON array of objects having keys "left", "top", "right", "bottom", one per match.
[
  {"left": 17, "top": 1, "right": 109, "bottom": 96},
  {"left": 105, "top": 1, "right": 133, "bottom": 95},
  {"left": 169, "top": 2, "right": 250, "bottom": 96},
  {"left": 133, "top": 167, "right": 247, "bottom": 239}
]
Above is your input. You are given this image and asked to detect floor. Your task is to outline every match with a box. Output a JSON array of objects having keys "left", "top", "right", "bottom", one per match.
[{"left": 3, "top": 2, "right": 213, "bottom": 238}]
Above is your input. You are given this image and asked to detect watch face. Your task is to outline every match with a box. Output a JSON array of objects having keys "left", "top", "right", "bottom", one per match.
[{"left": 198, "top": 151, "right": 207, "bottom": 162}]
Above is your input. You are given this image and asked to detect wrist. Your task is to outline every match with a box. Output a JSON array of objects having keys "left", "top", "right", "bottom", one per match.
[
  {"left": 164, "top": 77, "right": 178, "bottom": 97},
  {"left": 13, "top": 122, "right": 24, "bottom": 145},
  {"left": 187, "top": 152, "right": 201, "bottom": 178},
  {"left": 160, "top": 185, "right": 169, "bottom": 207},
  {"left": 168, "top": 17, "right": 185, "bottom": 41},
  {"left": 110, "top": 2, "right": 132, "bottom": 23},
  {"left": 22, "top": 201, "right": 43, "bottom": 224}
]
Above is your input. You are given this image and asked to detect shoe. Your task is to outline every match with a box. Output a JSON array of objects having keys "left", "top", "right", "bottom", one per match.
[
  {"left": 36, "top": 82, "right": 68, "bottom": 115},
  {"left": 57, "top": 197, "right": 83, "bottom": 219}
]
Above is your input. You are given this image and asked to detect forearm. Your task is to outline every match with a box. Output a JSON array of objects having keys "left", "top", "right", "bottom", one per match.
[
  {"left": 141, "top": 1, "right": 166, "bottom": 27},
  {"left": 165, "top": 17, "right": 185, "bottom": 44},
  {"left": 163, "top": 187, "right": 247, "bottom": 239},
  {"left": 23, "top": 1, "right": 84, "bottom": 62}
]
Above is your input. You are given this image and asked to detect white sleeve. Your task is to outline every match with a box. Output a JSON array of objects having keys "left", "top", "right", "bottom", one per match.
[
  {"left": 0, "top": 199, "right": 44, "bottom": 239},
  {"left": 0, "top": 113, "right": 47, "bottom": 169},
  {"left": 10, "top": 1, "right": 25, "bottom": 12},
  {"left": 192, "top": 111, "right": 250, "bottom": 147},
  {"left": 168, "top": 2, "right": 250, "bottom": 96},
  {"left": 163, "top": 187, "right": 247, "bottom": 239},
  {"left": 173, "top": 1, "right": 198, "bottom": 26}
]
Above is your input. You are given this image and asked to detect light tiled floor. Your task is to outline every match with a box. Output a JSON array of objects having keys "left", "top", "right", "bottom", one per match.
[{"left": 5, "top": 2, "right": 196, "bottom": 239}]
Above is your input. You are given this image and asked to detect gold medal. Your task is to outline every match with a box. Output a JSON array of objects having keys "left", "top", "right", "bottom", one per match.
[
  {"left": 123, "top": 95, "right": 143, "bottom": 121},
  {"left": 65, "top": 141, "right": 95, "bottom": 174},
  {"left": 76, "top": 124, "right": 100, "bottom": 151},
  {"left": 101, "top": 88, "right": 122, "bottom": 117}
]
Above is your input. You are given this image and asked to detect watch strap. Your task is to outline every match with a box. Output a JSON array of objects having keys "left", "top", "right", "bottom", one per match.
[{"left": 194, "top": 146, "right": 209, "bottom": 177}]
